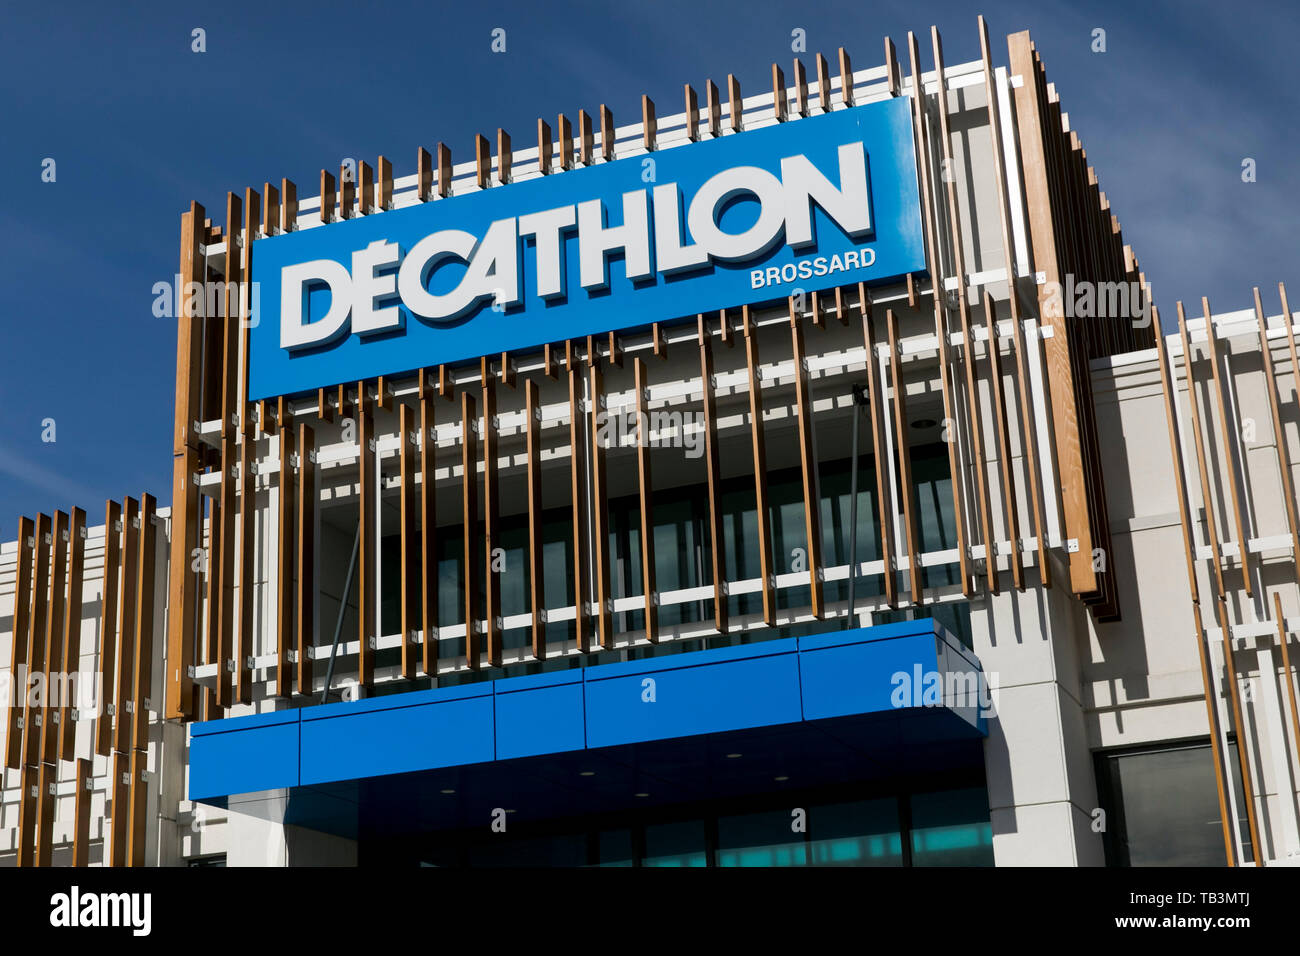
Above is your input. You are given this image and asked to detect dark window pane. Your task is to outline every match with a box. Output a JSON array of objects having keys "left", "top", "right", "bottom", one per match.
[
  {"left": 1098, "top": 742, "right": 1238, "bottom": 866},
  {"left": 717, "top": 809, "right": 808, "bottom": 867},
  {"left": 809, "top": 798, "right": 903, "bottom": 866},
  {"left": 909, "top": 787, "right": 994, "bottom": 866},
  {"left": 643, "top": 820, "right": 707, "bottom": 867}
]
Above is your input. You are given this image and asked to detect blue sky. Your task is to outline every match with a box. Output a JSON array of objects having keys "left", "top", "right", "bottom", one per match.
[{"left": 1, "top": 0, "right": 1296, "bottom": 525}]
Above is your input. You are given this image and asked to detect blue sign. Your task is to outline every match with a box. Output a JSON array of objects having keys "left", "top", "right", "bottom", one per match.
[{"left": 247, "top": 96, "right": 925, "bottom": 400}]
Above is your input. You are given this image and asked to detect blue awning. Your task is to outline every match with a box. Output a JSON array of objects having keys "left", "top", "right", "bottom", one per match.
[{"left": 189, "top": 618, "right": 986, "bottom": 836}]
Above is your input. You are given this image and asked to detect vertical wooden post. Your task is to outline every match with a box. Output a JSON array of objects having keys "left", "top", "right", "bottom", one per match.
[
  {"left": 1008, "top": 30, "right": 1097, "bottom": 592},
  {"left": 296, "top": 422, "right": 316, "bottom": 696},
  {"left": 698, "top": 317, "right": 728, "bottom": 633},
  {"left": 789, "top": 299, "right": 824, "bottom": 617},
  {"left": 461, "top": 392, "right": 481, "bottom": 668},
  {"left": 167, "top": 202, "right": 205, "bottom": 720},
  {"left": 526, "top": 379, "right": 546, "bottom": 659},
  {"left": 860, "top": 287, "right": 897, "bottom": 608},
  {"left": 634, "top": 357, "right": 658, "bottom": 642},
  {"left": 743, "top": 308, "right": 775, "bottom": 625}
]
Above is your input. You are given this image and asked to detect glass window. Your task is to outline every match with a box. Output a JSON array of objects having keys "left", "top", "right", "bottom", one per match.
[
  {"left": 643, "top": 820, "right": 708, "bottom": 867},
  {"left": 909, "top": 787, "right": 994, "bottom": 866},
  {"left": 717, "top": 809, "right": 808, "bottom": 867},
  {"left": 1096, "top": 741, "right": 1246, "bottom": 866},
  {"left": 595, "top": 829, "right": 635, "bottom": 867},
  {"left": 809, "top": 798, "right": 903, "bottom": 866}
]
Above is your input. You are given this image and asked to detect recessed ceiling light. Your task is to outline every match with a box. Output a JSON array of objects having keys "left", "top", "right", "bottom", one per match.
[
  {"left": 725, "top": 753, "right": 742, "bottom": 759},
  {"left": 911, "top": 418, "right": 937, "bottom": 430},
  {"left": 774, "top": 775, "right": 789, "bottom": 782},
  {"left": 579, "top": 770, "right": 596, "bottom": 777},
  {"left": 440, "top": 788, "right": 455, "bottom": 794},
  {"left": 634, "top": 792, "right": 650, "bottom": 798}
]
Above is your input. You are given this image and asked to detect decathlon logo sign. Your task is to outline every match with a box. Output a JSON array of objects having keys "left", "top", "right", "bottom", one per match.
[{"left": 248, "top": 97, "right": 925, "bottom": 399}]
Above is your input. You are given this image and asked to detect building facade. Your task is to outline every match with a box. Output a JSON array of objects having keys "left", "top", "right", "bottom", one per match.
[{"left": 2, "top": 18, "right": 1298, "bottom": 868}]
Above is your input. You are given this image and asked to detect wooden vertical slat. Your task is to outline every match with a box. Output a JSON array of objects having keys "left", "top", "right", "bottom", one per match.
[
  {"left": 281, "top": 178, "right": 298, "bottom": 232},
  {"left": 167, "top": 203, "right": 205, "bottom": 720},
  {"left": 262, "top": 181, "right": 279, "bottom": 235},
  {"left": 537, "top": 119, "right": 552, "bottom": 174},
  {"left": 6, "top": 517, "right": 35, "bottom": 768},
  {"left": 907, "top": 31, "right": 970, "bottom": 598},
  {"left": 600, "top": 105, "right": 614, "bottom": 161},
  {"left": 39, "top": 511, "right": 69, "bottom": 766},
  {"left": 109, "top": 751, "right": 129, "bottom": 866},
  {"left": 884, "top": 37, "right": 900, "bottom": 96},
  {"left": 1153, "top": 310, "right": 1233, "bottom": 860},
  {"left": 684, "top": 84, "right": 699, "bottom": 141},
  {"left": 96, "top": 503, "right": 121, "bottom": 756},
  {"left": 1154, "top": 308, "right": 1203, "bottom": 608},
  {"left": 1177, "top": 304, "right": 1229, "bottom": 603},
  {"left": 579, "top": 110, "right": 594, "bottom": 165},
  {"left": 377, "top": 155, "right": 393, "bottom": 210},
  {"left": 860, "top": 287, "right": 897, "bottom": 608},
  {"left": 475, "top": 135, "right": 490, "bottom": 189},
  {"left": 130, "top": 494, "right": 157, "bottom": 752},
  {"left": 418, "top": 146, "right": 434, "bottom": 200},
  {"left": 887, "top": 309, "right": 924, "bottom": 601},
  {"left": 1214, "top": 595, "right": 1264, "bottom": 861},
  {"left": 358, "top": 397, "right": 376, "bottom": 687},
  {"left": 590, "top": 358, "right": 613, "bottom": 647},
  {"left": 698, "top": 317, "right": 728, "bottom": 633},
  {"left": 771, "top": 64, "right": 787, "bottom": 121},
  {"left": 200, "top": 495, "right": 219, "bottom": 719},
  {"left": 72, "top": 758, "right": 92, "bottom": 867},
  {"left": 236, "top": 423, "right": 255, "bottom": 706},
  {"left": 525, "top": 379, "right": 546, "bottom": 659},
  {"left": 342, "top": 163, "right": 358, "bottom": 218},
  {"left": 437, "top": 143, "right": 452, "bottom": 197},
  {"left": 793, "top": 59, "right": 808, "bottom": 117},
  {"left": 1007, "top": 31, "right": 1096, "bottom": 593},
  {"left": 461, "top": 392, "right": 480, "bottom": 668},
  {"left": 1009, "top": 308, "right": 1051, "bottom": 588},
  {"left": 979, "top": 16, "right": 1049, "bottom": 588},
  {"left": 113, "top": 498, "right": 140, "bottom": 756},
  {"left": 932, "top": 27, "right": 993, "bottom": 594},
  {"left": 399, "top": 402, "right": 419, "bottom": 679},
  {"left": 984, "top": 292, "right": 1023, "bottom": 590},
  {"left": 1201, "top": 297, "right": 1254, "bottom": 595},
  {"left": 727, "top": 74, "right": 742, "bottom": 131},
  {"left": 634, "top": 357, "right": 659, "bottom": 642},
  {"left": 642, "top": 96, "right": 656, "bottom": 150},
  {"left": 496, "top": 129, "right": 511, "bottom": 184},
  {"left": 838, "top": 47, "right": 854, "bottom": 107},
  {"left": 788, "top": 299, "right": 824, "bottom": 617},
  {"left": 568, "top": 342, "right": 591, "bottom": 652},
  {"left": 16, "top": 765, "right": 37, "bottom": 866},
  {"left": 275, "top": 425, "right": 295, "bottom": 698},
  {"left": 127, "top": 748, "right": 148, "bottom": 867},
  {"left": 743, "top": 307, "right": 776, "bottom": 625},
  {"left": 815, "top": 53, "right": 830, "bottom": 113},
  {"left": 556, "top": 117, "right": 573, "bottom": 171},
  {"left": 22, "top": 514, "right": 52, "bottom": 770},
  {"left": 482, "top": 362, "right": 502, "bottom": 668},
  {"left": 1273, "top": 593, "right": 1300, "bottom": 781},
  {"left": 706, "top": 80, "right": 721, "bottom": 137},
  {"left": 295, "top": 423, "right": 315, "bottom": 695},
  {"left": 1254, "top": 288, "right": 1300, "bottom": 583},
  {"left": 35, "top": 758, "right": 56, "bottom": 867},
  {"left": 420, "top": 397, "right": 439, "bottom": 676},
  {"left": 319, "top": 170, "right": 335, "bottom": 224}
]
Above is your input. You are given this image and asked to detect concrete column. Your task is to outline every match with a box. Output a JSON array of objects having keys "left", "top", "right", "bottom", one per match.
[
  {"left": 225, "top": 789, "right": 357, "bottom": 866},
  {"left": 972, "top": 575, "right": 1105, "bottom": 866}
]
